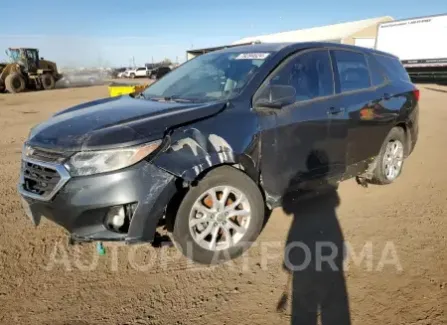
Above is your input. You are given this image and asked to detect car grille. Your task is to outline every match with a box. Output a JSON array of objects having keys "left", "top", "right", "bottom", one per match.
[
  {"left": 19, "top": 146, "right": 71, "bottom": 201},
  {"left": 22, "top": 161, "right": 61, "bottom": 196}
]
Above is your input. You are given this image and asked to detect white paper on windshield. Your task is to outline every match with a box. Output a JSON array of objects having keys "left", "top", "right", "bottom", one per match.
[{"left": 235, "top": 53, "right": 270, "bottom": 60}]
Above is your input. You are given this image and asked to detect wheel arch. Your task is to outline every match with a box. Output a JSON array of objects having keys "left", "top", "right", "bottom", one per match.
[
  {"left": 394, "top": 122, "right": 411, "bottom": 157},
  {"left": 186, "top": 153, "right": 259, "bottom": 185},
  {"left": 152, "top": 114, "right": 263, "bottom": 232},
  {"left": 162, "top": 158, "right": 262, "bottom": 233}
]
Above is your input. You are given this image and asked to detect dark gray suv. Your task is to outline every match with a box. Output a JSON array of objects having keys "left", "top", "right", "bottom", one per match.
[{"left": 18, "top": 42, "right": 419, "bottom": 264}]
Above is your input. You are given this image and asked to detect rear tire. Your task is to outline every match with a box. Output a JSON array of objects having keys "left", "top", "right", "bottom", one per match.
[
  {"left": 41, "top": 74, "right": 55, "bottom": 90},
  {"left": 130, "top": 73, "right": 136, "bottom": 79},
  {"left": 172, "top": 166, "right": 265, "bottom": 265},
  {"left": 5, "top": 73, "right": 25, "bottom": 93},
  {"left": 372, "top": 127, "right": 406, "bottom": 185}
]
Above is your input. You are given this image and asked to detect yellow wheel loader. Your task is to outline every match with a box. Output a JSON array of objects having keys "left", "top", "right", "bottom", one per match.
[{"left": 0, "top": 48, "right": 62, "bottom": 93}]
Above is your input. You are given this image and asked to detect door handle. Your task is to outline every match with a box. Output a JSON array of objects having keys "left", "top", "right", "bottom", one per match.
[{"left": 327, "top": 107, "right": 345, "bottom": 115}]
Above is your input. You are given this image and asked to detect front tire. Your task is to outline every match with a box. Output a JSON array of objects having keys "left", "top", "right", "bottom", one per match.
[
  {"left": 372, "top": 127, "right": 406, "bottom": 185},
  {"left": 41, "top": 74, "right": 55, "bottom": 90},
  {"left": 5, "top": 73, "right": 26, "bottom": 93},
  {"left": 172, "top": 166, "right": 265, "bottom": 265}
]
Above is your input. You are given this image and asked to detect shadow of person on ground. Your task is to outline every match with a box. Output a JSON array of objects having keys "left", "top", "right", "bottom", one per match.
[{"left": 278, "top": 150, "right": 351, "bottom": 325}]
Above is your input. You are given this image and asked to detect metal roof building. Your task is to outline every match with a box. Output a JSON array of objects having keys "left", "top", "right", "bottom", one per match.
[
  {"left": 185, "top": 42, "right": 256, "bottom": 61},
  {"left": 232, "top": 16, "right": 393, "bottom": 46},
  {"left": 186, "top": 16, "right": 394, "bottom": 60}
]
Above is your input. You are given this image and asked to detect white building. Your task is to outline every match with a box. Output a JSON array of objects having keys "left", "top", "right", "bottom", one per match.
[{"left": 186, "top": 16, "right": 394, "bottom": 60}]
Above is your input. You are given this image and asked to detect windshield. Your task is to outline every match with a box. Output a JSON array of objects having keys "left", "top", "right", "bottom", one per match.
[
  {"left": 142, "top": 51, "right": 271, "bottom": 103},
  {"left": 8, "top": 49, "right": 21, "bottom": 62}
]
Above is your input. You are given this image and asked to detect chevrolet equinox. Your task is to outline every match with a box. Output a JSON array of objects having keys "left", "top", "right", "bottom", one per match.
[{"left": 18, "top": 42, "right": 419, "bottom": 264}]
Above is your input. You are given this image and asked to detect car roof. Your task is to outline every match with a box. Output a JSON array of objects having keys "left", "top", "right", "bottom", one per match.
[{"left": 214, "top": 41, "right": 398, "bottom": 59}]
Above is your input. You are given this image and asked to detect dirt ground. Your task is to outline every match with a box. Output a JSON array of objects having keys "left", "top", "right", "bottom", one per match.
[{"left": 0, "top": 85, "right": 445, "bottom": 325}]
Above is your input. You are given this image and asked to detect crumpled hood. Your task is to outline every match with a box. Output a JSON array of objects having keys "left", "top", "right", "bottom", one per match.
[{"left": 27, "top": 95, "right": 226, "bottom": 151}]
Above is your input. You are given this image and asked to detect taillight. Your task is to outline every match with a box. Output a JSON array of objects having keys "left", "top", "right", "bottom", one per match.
[{"left": 413, "top": 88, "right": 420, "bottom": 101}]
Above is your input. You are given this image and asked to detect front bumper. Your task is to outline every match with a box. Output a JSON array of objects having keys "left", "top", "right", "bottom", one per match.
[{"left": 18, "top": 160, "right": 176, "bottom": 243}]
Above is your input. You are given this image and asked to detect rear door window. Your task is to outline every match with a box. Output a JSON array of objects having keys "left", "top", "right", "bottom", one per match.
[
  {"left": 268, "top": 50, "right": 335, "bottom": 102},
  {"left": 374, "top": 54, "right": 411, "bottom": 83},
  {"left": 332, "top": 50, "right": 371, "bottom": 92}
]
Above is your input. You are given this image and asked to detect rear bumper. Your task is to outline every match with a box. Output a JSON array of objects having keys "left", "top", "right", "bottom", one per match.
[{"left": 18, "top": 161, "right": 176, "bottom": 243}]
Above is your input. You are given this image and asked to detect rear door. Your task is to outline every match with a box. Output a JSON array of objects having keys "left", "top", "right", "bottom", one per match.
[
  {"left": 257, "top": 49, "right": 348, "bottom": 197},
  {"left": 330, "top": 49, "right": 395, "bottom": 175}
]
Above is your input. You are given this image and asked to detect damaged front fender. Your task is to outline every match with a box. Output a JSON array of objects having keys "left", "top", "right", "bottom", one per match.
[{"left": 152, "top": 107, "right": 261, "bottom": 183}]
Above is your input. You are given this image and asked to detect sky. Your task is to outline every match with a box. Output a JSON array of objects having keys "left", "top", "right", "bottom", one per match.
[{"left": 0, "top": 0, "right": 445, "bottom": 67}]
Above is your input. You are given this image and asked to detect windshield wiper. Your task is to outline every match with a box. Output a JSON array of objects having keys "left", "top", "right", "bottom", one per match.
[
  {"left": 136, "top": 92, "right": 147, "bottom": 99},
  {"left": 171, "top": 97, "right": 195, "bottom": 103}
]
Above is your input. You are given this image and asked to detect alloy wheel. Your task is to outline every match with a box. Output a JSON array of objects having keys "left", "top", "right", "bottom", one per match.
[
  {"left": 383, "top": 140, "right": 404, "bottom": 181},
  {"left": 188, "top": 185, "right": 251, "bottom": 251}
]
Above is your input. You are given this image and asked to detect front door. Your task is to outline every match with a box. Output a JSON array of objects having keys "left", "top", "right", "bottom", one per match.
[
  {"left": 257, "top": 49, "right": 348, "bottom": 199},
  {"left": 24, "top": 49, "right": 39, "bottom": 73}
]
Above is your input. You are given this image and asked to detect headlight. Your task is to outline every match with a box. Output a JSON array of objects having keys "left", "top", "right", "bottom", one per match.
[{"left": 64, "top": 140, "right": 162, "bottom": 176}]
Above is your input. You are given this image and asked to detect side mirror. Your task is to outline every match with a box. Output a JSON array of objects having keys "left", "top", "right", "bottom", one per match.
[{"left": 254, "top": 84, "right": 296, "bottom": 109}]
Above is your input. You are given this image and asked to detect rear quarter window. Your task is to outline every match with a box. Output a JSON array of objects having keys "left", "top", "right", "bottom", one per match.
[{"left": 374, "top": 54, "right": 411, "bottom": 83}]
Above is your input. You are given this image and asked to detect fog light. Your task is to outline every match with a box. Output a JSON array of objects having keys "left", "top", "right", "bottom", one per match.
[
  {"left": 107, "top": 206, "right": 125, "bottom": 230},
  {"left": 105, "top": 203, "right": 137, "bottom": 233}
]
